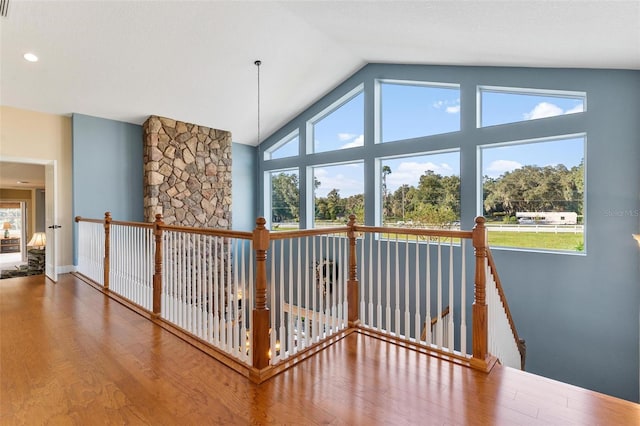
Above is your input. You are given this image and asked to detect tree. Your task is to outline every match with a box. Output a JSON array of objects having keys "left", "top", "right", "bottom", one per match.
[
  {"left": 483, "top": 162, "right": 584, "bottom": 217},
  {"left": 326, "top": 189, "right": 344, "bottom": 220},
  {"left": 271, "top": 172, "right": 299, "bottom": 222},
  {"left": 382, "top": 165, "right": 392, "bottom": 218}
]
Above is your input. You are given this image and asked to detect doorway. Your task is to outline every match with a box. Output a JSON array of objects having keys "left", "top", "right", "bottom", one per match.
[
  {"left": 0, "top": 158, "right": 55, "bottom": 280},
  {"left": 0, "top": 201, "right": 27, "bottom": 268}
]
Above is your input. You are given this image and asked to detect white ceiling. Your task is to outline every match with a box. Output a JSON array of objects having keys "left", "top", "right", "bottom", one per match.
[
  {"left": 0, "top": 162, "right": 44, "bottom": 189},
  {"left": 1, "top": 0, "right": 639, "bottom": 151}
]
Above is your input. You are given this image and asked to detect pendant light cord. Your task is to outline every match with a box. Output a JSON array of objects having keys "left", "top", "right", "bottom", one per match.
[{"left": 255, "top": 60, "right": 262, "bottom": 145}]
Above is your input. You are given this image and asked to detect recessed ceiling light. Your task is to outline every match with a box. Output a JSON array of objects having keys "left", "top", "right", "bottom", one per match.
[
  {"left": 23, "top": 53, "right": 38, "bottom": 62},
  {"left": 17, "top": 181, "right": 30, "bottom": 184}
]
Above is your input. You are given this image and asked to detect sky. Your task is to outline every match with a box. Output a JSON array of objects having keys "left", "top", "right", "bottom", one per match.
[{"left": 268, "top": 84, "right": 585, "bottom": 198}]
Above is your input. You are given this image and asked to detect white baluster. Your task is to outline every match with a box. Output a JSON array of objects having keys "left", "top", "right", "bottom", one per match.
[
  {"left": 414, "top": 234, "right": 421, "bottom": 343},
  {"left": 385, "top": 236, "right": 390, "bottom": 333},
  {"left": 436, "top": 239, "right": 443, "bottom": 348},
  {"left": 460, "top": 239, "right": 467, "bottom": 356},
  {"left": 404, "top": 235, "right": 410, "bottom": 339},
  {"left": 448, "top": 239, "right": 455, "bottom": 352},
  {"left": 394, "top": 234, "right": 400, "bottom": 336}
]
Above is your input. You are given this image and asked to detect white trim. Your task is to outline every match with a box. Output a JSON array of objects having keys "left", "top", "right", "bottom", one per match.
[{"left": 306, "top": 84, "right": 364, "bottom": 154}]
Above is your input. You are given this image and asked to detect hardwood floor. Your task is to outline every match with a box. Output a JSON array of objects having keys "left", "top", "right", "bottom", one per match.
[{"left": 2, "top": 274, "right": 638, "bottom": 425}]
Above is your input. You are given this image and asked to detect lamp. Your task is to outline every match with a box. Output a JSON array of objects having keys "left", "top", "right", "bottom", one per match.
[
  {"left": 2, "top": 222, "right": 11, "bottom": 238},
  {"left": 27, "top": 232, "right": 46, "bottom": 249},
  {"left": 634, "top": 234, "right": 640, "bottom": 247}
]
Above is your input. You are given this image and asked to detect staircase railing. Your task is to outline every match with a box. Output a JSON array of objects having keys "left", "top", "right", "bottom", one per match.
[
  {"left": 75, "top": 212, "right": 524, "bottom": 381},
  {"left": 486, "top": 249, "right": 526, "bottom": 369}
]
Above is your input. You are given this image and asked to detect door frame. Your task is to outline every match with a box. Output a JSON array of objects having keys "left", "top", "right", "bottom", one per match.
[{"left": 0, "top": 156, "right": 55, "bottom": 280}]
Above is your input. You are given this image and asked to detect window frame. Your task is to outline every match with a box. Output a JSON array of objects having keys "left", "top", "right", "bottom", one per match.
[
  {"left": 477, "top": 85, "right": 587, "bottom": 128},
  {"left": 264, "top": 130, "right": 299, "bottom": 161},
  {"left": 477, "top": 133, "right": 587, "bottom": 254},
  {"left": 306, "top": 84, "right": 365, "bottom": 154},
  {"left": 376, "top": 79, "right": 461, "bottom": 144},
  {"left": 377, "top": 148, "right": 461, "bottom": 229},
  {"left": 307, "top": 160, "right": 365, "bottom": 228},
  {"left": 264, "top": 167, "right": 300, "bottom": 231}
]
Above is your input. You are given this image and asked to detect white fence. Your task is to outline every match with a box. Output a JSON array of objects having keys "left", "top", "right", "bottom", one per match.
[
  {"left": 268, "top": 232, "right": 349, "bottom": 365},
  {"left": 76, "top": 221, "right": 104, "bottom": 285},
  {"left": 487, "top": 224, "right": 583, "bottom": 233},
  {"left": 487, "top": 258, "right": 522, "bottom": 369},
  {"left": 110, "top": 224, "right": 154, "bottom": 311},
  {"left": 75, "top": 215, "right": 525, "bottom": 373},
  {"left": 358, "top": 232, "right": 468, "bottom": 357},
  {"left": 161, "top": 231, "right": 253, "bottom": 364}
]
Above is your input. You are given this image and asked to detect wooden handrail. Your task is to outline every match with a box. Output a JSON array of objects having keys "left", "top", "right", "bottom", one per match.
[
  {"left": 486, "top": 248, "right": 527, "bottom": 370},
  {"left": 353, "top": 224, "right": 473, "bottom": 240},
  {"left": 76, "top": 215, "right": 252, "bottom": 239},
  {"left": 430, "top": 306, "right": 451, "bottom": 327},
  {"left": 75, "top": 212, "right": 520, "bottom": 375},
  {"left": 269, "top": 226, "right": 350, "bottom": 240},
  {"left": 74, "top": 216, "right": 105, "bottom": 224}
]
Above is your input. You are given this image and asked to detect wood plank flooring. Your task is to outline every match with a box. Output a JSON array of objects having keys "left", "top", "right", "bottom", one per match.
[{"left": 2, "top": 274, "right": 639, "bottom": 425}]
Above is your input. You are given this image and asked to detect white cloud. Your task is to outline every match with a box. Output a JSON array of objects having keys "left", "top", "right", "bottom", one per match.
[
  {"left": 386, "top": 161, "right": 455, "bottom": 191},
  {"left": 523, "top": 101, "right": 584, "bottom": 120},
  {"left": 564, "top": 104, "right": 584, "bottom": 114},
  {"left": 485, "top": 160, "right": 523, "bottom": 178},
  {"left": 432, "top": 100, "right": 445, "bottom": 109},
  {"left": 314, "top": 167, "right": 363, "bottom": 197},
  {"left": 523, "top": 102, "right": 564, "bottom": 120},
  {"left": 446, "top": 105, "right": 460, "bottom": 114},
  {"left": 338, "top": 133, "right": 357, "bottom": 141},
  {"left": 340, "top": 134, "right": 364, "bottom": 149}
]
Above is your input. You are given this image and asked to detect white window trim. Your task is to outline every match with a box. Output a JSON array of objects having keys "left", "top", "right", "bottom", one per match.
[
  {"left": 306, "top": 84, "right": 364, "bottom": 154},
  {"left": 477, "top": 132, "right": 587, "bottom": 254},
  {"left": 264, "top": 167, "right": 299, "bottom": 230},
  {"left": 477, "top": 85, "right": 587, "bottom": 128},
  {"left": 376, "top": 79, "right": 461, "bottom": 144},
  {"left": 264, "top": 129, "right": 299, "bottom": 161}
]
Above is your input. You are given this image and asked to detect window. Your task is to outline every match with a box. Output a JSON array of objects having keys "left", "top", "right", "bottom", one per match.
[
  {"left": 479, "top": 86, "right": 586, "bottom": 127},
  {"left": 309, "top": 87, "right": 364, "bottom": 153},
  {"left": 379, "top": 81, "right": 460, "bottom": 143},
  {"left": 0, "top": 202, "right": 22, "bottom": 236},
  {"left": 480, "top": 135, "right": 585, "bottom": 252},
  {"left": 264, "top": 131, "right": 299, "bottom": 160},
  {"left": 380, "top": 151, "right": 460, "bottom": 229},
  {"left": 312, "top": 162, "right": 364, "bottom": 226},
  {"left": 267, "top": 169, "right": 299, "bottom": 231}
]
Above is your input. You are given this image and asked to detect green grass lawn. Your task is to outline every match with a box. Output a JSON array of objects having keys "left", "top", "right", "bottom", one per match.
[{"left": 488, "top": 231, "right": 583, "bottom": 251}]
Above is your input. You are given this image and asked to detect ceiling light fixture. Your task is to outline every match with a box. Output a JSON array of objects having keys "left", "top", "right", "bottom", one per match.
[
  {"left": 23, "top": 52, "right": 38, "bottom": 62},
  {"left": 255, "top": 59, "right": 262, "bottom": 145},
  {"left": 17, "top": 180, "right": 30, "bottom": 184}
]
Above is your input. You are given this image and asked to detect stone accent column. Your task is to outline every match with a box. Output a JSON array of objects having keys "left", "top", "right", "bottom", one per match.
[{"left": 143, "top": 115, "right": 232, "bottom": 229}]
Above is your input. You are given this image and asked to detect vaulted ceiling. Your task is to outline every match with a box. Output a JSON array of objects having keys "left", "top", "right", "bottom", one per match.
[{"left": 2, "top": 1, "right": 639, "bottom": 147}]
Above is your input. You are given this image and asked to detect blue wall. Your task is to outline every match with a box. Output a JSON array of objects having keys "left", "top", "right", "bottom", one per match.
[
  {"left": 72, "top": 114, "right": 144, "bottom": 265},
  {"left": 232, "top": 143, "right": 258, "bottom": 231},
  {"left": 72, "top": 113, "right": 258, "bottom": 258},
  {"left": 72, "top": 113, "right": 144, "bottom": 222},
  {"left": 257, "top": 64, "right": 640, "bottom": 402}
]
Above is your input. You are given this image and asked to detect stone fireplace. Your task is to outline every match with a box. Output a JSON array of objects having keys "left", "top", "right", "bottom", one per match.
[{"left": 143, "top": 116, "right": 232, "bottom": 228}]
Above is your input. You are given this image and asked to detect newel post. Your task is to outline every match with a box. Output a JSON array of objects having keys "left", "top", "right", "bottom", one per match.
[
  {"left": 104, "top": 212, "right": 112, "bottom": 290},
  {"left": 347, "top": 214, "right": 360, "bottom": 327},
  {"left": 152, "top": 214, "right": 164, "bottom": 318},
  {"left": 472, "top": 216, "right": 488, "bottom": 365},
  {"left": 252, "top": 217, "right": 271, "bottom": 369}
]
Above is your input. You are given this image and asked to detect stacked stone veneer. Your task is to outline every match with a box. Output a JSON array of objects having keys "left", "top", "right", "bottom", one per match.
[{"left": 143, "top": 116, "right": 232, "bottom": 228}]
